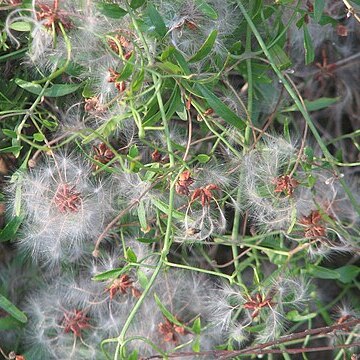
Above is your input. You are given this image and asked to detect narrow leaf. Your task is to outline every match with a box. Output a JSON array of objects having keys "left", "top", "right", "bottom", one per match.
[
  {"left": 118, "top": 52, "right": 135, "bottom": 81},
  {"left": 307, "top": 265, "right": 340, "bottom": 280},
  {"left": 192, "top": 318, "right": 201, "bottom": 334},
  {"left": 137, "top": 237, "right": 158, "bottom": 244},
  {"left": 0, "top": 316, "right": 23, "bottom": 330},
  {"left": 96, "top": 3, "right": 127, "bottom": 18},
  {"left": 147, "top": 3, "right": 167, "bottom": 37},
  {"left": 137, "top": 270, "right": 148, "bottom": 289},
  {"left": 9, "top": 22, "right": 31, "bottom": 32},
  {"left": 303, "top": 26, "right": 315, "bottom": 64},
  {"left": 0, "top": 145, "right": 23, "bottom": 154},
  {"left": 189, "top": 30, "right": 218, "bottom": 63},
  {"left": 0, "top": 294, "right": 27, "bottom": 323},
  {"left": 130, "top": 0, "right": 145, "bottom": 9},
  {"left": 0, "top": 216, "right": 23, "bottom": 243},
  {"left": 282, "top": 97, "right": 339, "bottom": 112},
  {"left": 286, "top": 310, "right": 317, "bottom": 321},
  {"left": 268, "top": 44, "right": 292, "bottom": 70},
  {"left": 195, "top": 0, "right": 218, "bottom": 19},
  {"left": 154, "top": 294, "right": 185, "bottom": 328},
  {"left": 314, "top": 0, "right": 325, "bottom": 22},
  {"left": 335, "top": 265, "right": 360, "bottom": 284},
  {"left": 152, "top": 199, "right": 185, "bottom": 220},
  {"left": 93, "top": 267, "right": 126, "bottom": 281},
  {"left": 197, "top": 85, "right": 246, "bottom": 130},
  {"left": 15, "top": 79, "right": 81, "bottom": 97}
]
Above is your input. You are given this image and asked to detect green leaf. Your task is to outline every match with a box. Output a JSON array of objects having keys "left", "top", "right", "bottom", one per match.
[
  {"left": 96, "top": 3, "right": 127, "bottom": 18},
  {"left": 189, "top": 30, "right": 218, "bottom": 63},
  {"left": 192, "top": 318, "right": 201, "bottom": 334},
  {"left": 195, "top": 0, "right": 218, "bottom": 19},
  {"left": 159, "top": 61, "right": 183, "bottom": 75},
  {"left": 318, "top": 14, "right": 337, "bottom": 26},
  {"left": 137, "top": 270, "right": 148, "bottom": 289},
  {"left": 147, "top": 3, "right": 167, "bottom": 37},
  {"left": 154, "top": 293, "right": 185, "bottom": 328},
  {"left": 130, "top": 0, "right": 145, "bottom": 9},
  {"left": 128, "top": 144, "right": 139, "bottom": 158},
  {"left": 9, "top": 21, "right": 31, "bottom": 32},
  {"left": 282, "top": 97, "right": 339, "bottom": 112},
  {"left": 126, "top": 247, "right": 137, "bottom": 263},
  {"left": 128, "top": 350, "right": 139, "bottom": 360},
  {"left": 335, "top": 265, "right": 360, "bottom": 284},
  {"left": 118, "top": 52, "right": 135, "bottom": 81},
  {"left": 2, "top": 129, "right": 17, "bottom": 138},
  {"left": 264, "top": 250, "right": 287, "bottom": 266},
  {"left": 82, "top": 81, "right": 95, "bottom": 98},
  {"left": 172, "top": 50, "right": 245, "bottom": 134},
  {"left": 176, "top": 102, "right": 187, "bottom": 120},
  {"left": 0, "top": 145, "right": 23, "bottom": 154},
  {"left": 131, "top": 69, "right": 145, "bottom": 92},
  {"left": 15, "top": 79, "right": 81, "bottom": 97},
  {"left": 160, "top": 46, "right": 176, "bottom": 61},
  {"left": 192, "top": 338, "right": 200, "bottom": 352},
  {"left": 307, "top": 174, "right": 317, "bottom": 187},
  {"left": 93, "top": 268, "right": 126, "bottom": 281},
  {"left": 0, "top": 294, "right": 27, "bottom": 323},
  {"left": 152, "top": 199, "right": 185, "bottom": 220},
  {"left": 304, "top": 147, "right": 314, "bottom": 161},
  {"left": 197, "top": 85, "right": 246, "bottom": 130},
  {"left": 286, "top": 310, "right": 317, "bottom": 322},
  {"left": 196, "top": 154, "right": 210, "bottom": 163},
  {"left": 314, "top": 0, "right": 325, "bottom": 22},
  {"left": 0, "top": 316, "right": 23, "bottom": 330},
  {"left": 303, "top": 26, "right": 315, "bottom": 64},
  {"left": 0, "top": 216, "right": 23, "bottom": 243},
  {"left": 137, "top": 201, "right": 149, "bottom": 233},
  {"left": 33, "top": 132, "right": 45, "bottom": 142},
  {"left": 286, "top": 205, "right": 297, "bottom": 234},
  {"left": 268, "top": 44, "right": 292, "bottom": 70},
  {"left": 166, "top": 85, "right": 183, "bottom": 120},
  {"left": 137, "top": 237, "right": 158, "bottom": 244},
  {"left": 306, "top": 265, "right": 340, "bottom": 280}
]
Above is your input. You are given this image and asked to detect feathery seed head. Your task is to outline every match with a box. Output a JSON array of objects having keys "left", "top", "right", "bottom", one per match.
[
  {"left": 241, "top": 137, "right": 303, "bottom": 232},
  {"left": 8, "top": 152, "right": 113, "bottom": 267},
  {"left": 208, "top": 274, "right": 310, "bottom": 343},
  {"left": 24, "top": 277, "right": 101, "bottom": 359}
]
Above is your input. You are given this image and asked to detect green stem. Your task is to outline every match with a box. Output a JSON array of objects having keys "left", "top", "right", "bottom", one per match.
[
  {"left": 164, "top": 260, "right": 241, "bottom": 285},
  {"left": 33, "top": 22, "right": 71, "bottom": 84},
  {"left": 114, "top": 5, "right": 176, "bottom": 359},
  {"left": 17, "top": 80, "right": 52, "bottom": 139}
]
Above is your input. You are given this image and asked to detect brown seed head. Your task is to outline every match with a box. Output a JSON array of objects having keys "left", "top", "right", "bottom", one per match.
[
  {"left": 53, "top": 183, "right": 81, "bottom": 213},
  {"left": 62, "top": 309, "right": 90, "bottom": 337}
]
